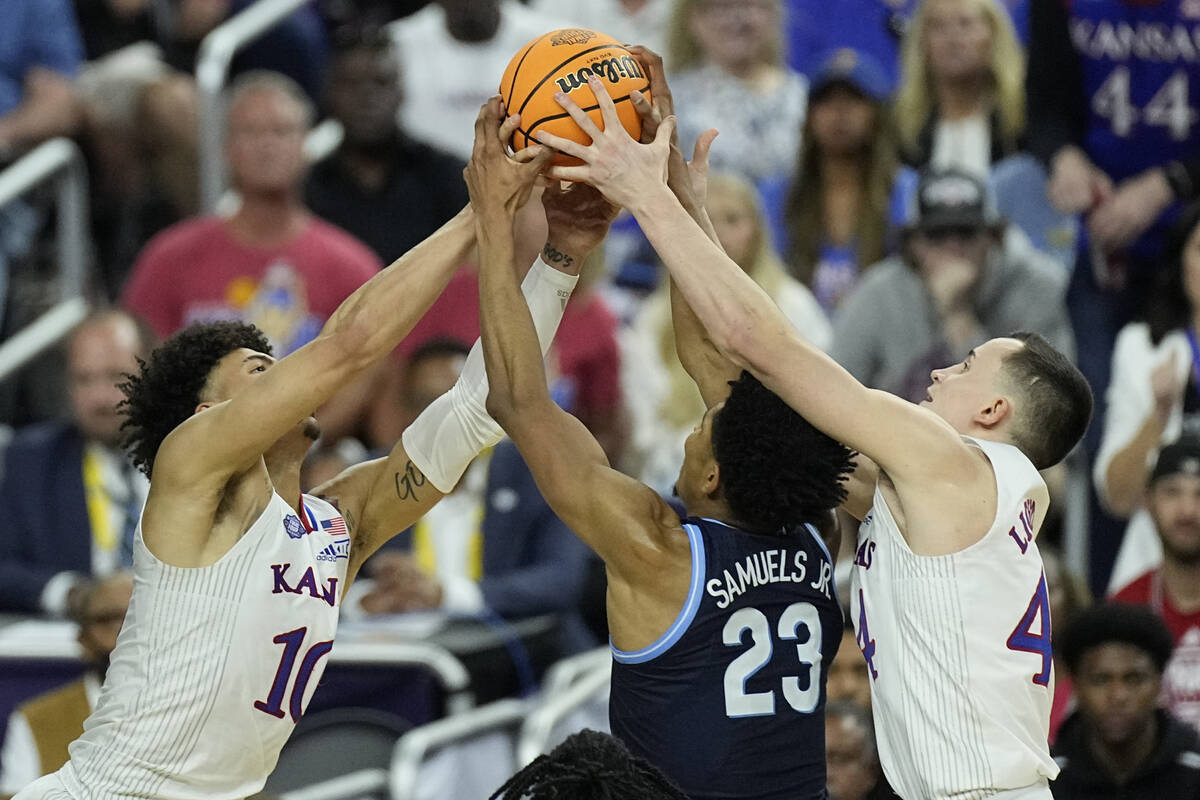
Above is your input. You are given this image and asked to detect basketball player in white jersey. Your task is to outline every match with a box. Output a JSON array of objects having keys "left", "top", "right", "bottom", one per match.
[
  {"left": 539, "top": 75, "right": 1093, "bottom": 799},
  {"left": 13, "top": 100, "right": 615, "bottom": 800}
]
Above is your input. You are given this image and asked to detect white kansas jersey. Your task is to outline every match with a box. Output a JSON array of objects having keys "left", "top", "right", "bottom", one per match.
[
  {"left": 57, "top": 492, "right": 349, "bottom": 800},
  {"left": 849, "top": 437, "right": 1058, "bottom": 800}
]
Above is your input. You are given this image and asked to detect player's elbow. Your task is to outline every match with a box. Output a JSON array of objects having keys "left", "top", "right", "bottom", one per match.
[
  {"left": 485, "top": 386, "right": 517, "bottom": 427},
  {"left": 716, "top": 316, "right": 763, "bottom": 373}
]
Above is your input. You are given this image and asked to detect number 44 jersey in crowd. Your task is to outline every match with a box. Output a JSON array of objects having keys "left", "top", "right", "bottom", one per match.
[
  {"left": 609, "top": 517, "right": 842, "bottom": 800},
  {"left": 51, "top": 492, "right": 348, "bottom": 800}
]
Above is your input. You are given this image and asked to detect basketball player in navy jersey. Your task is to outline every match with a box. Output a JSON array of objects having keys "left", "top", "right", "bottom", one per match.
[
  {"left": 465, "top": 98, "right": 855, "bottom": 799},
  {"left": 13, "top": 103, "right": 621, "bottom": 800},
  {"left": 544, "top": 67, "right": 1095, "bottom": 799}
]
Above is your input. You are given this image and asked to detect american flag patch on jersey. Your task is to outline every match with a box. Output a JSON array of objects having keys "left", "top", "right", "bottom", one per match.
[{"left": 321, "top": 517, "right": 348, "bottom": 538}]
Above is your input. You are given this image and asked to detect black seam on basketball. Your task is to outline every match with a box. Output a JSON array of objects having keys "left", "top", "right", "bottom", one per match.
[
  {"left": 504, "top": 33, "right": 549, "bottom": 109},
  {"left": 520, "top": 85, "right": 648, "bottom": 142},
  {"left": 514, "top": 43, "right": 634, "bottom": 117}
]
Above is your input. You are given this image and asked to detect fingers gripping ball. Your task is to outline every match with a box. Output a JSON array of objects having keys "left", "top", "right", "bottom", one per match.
[{"left": 500, "top": 28, "right": 651, "bottom": 167}]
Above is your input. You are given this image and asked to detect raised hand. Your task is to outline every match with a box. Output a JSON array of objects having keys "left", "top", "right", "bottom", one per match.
[
  {"left": 535, "top": 76, "right": 674, "bottom": 210},
  {"left": 1151, "top": 350, "right": 1183, "bottom": 422},
  {"left": 627, "top": 45, "right": 718, "bottom": 210},
  {"left": 464, "top": 96, "right": 554, "bottom": 222},
  {"left": 542, "top": 181, "right": 619, "bottom": 268}
]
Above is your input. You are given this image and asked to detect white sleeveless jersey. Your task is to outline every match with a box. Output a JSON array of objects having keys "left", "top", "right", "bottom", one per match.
[
  {"left": 849, "top": 437, "right": 1059, "bottom": 800},
  {"left": 57, "top": 492, "right": 349, "bottom": 799}
]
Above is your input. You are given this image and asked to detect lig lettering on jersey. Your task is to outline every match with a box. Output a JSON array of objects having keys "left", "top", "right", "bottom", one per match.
[
  {"left": 1068, "top": 0, "right": 1200, "bottom": 181},
  {"left": 1007, "top": 498, "right": 1037, "bottom": 554}
]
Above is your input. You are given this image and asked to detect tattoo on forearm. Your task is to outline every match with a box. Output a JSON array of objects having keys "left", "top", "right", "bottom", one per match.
[
  {"left": 542, "top": 243, "right": 574, "bottom": 269},
  {"left": 394, "top": 460, "right": 427, "bottom": 501}
]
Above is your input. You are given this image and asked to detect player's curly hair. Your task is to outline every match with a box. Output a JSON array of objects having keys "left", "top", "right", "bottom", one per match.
[
  {"left": 712, "top": 372, "right": 855, "bottom": 535},
  {"left": 118, "top": 322, "right": 272, "bottom": 478},
  {"left": 489, "top": 729, "right": 688, "bottom": 800}
]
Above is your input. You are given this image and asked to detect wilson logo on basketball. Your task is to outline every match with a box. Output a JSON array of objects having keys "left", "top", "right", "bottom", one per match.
[
  {"left": 553, "top": 56, "right": 645, "bottom": 94},
  {"left": 550, "top": 29, "right": 597, "bottom": 46}
]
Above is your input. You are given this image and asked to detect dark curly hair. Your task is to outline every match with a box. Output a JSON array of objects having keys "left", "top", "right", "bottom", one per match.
[
  {"left": 1058, "top": 602, "right": 1175, "bottom": 676},
  {"left": 711, "top": 372, "right": 855, "bottom": 535},
  {"left": 489, "top": 729, "right": 687, "bottom": 800},
  {"left": 118, "top": 321, "right": 272, "bottom": 477}
]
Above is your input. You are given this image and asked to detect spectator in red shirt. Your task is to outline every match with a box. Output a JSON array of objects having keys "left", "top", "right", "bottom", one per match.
[
  {"left": 1112, "top": 438, "right": 1200, "bottom": 733},
  {"left": 121, "top": 70, "right": 381, "bottom": 356}
]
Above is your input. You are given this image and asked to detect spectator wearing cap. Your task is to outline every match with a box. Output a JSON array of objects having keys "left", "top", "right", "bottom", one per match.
[
  {"left": 1051, "top": 603, "right": 1200, "bottom": 799},
  {"left": 666, "top": 0, "right": 809, "bottom": 184},
  {"left": 830, "top": 167, "right": 1074, "bottom": 403},
  {"left": 893, "top": 0, "right": 1026, "bottom": 178},
  {"left": 1112, "top": 438, "right": 1200, "bottom": 734},
  {"left": 759, "top": 47, "right": 916, "bottom": 313},
  {"left": 304, "top": 26, "right": 468, "bottom": 265}
]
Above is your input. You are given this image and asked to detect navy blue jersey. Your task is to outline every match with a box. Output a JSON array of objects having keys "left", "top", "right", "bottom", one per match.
[
  {"left": 609, "top": 517, "right": 842, "bottom": 800},
  {"left": 1069, "top": 0, "right": 1200, "bottom": 183},
  {"left": 1064, "top": 0, "right": 1200, "bottom": 260}
]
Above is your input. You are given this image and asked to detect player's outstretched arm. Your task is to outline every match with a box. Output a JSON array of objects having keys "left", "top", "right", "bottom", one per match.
[
  {"left": 316, "top": 168, "right": 620, "bottom": 585},
  {"left": 540, "top": 81, "right": 977, "bottom": 492},
  {"left": 154, "top": 147, "right": 495, "bottom": 491},
  {"left": 627, "top": 46, "right": 737, "bottom": 408},
  {"left": 469, "top": 102, "right": 681, "bottom": 588}
]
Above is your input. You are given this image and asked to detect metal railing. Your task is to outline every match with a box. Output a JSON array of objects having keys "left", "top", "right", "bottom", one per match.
[
  {"left": 516, "top": 660, "right": 610, "bottom": 767},
  {"left": 0, "top": 138, "right": 90, "bottom": 381},
  {"left": 196, "top": 0, "right": 316, "bottom": 211},
  {"left": 328, "top": 639, "right": 474, "bottom": 715},
  {"left": 278, "top": 768, "right": 388, "bottom": 800},
  {"left": 389, "top": 697, "right": 528, "bottom": 800}
]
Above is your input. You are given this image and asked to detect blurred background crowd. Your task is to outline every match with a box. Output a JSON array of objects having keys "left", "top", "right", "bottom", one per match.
[{"left": 1, "top": 0, "right": 1200, "bottom": 797}]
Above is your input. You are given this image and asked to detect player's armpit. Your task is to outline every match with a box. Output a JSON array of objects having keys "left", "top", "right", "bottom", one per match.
[
  {"left": 311, "top": 446, "right": 446, "bottom": 586},
  {"left": 841, "top": 454, "right": 879, "bottom": 521}
]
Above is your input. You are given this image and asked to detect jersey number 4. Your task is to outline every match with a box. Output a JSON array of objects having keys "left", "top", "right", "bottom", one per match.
[
  {"left": 1093, "top": 68, "right": 1198, "bottom": 141},
  {"left": 1006, "top": 574, "right": 1052, "bottom": 687},
  {"left": 722, "top": 602, "right": 823, "bottom": 718},
  {"left": 253, "top": 627, "right": 334, "bottom": 723}
]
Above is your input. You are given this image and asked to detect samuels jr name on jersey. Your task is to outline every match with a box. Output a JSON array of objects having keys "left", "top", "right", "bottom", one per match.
[{"left": 706, "top": 546, "right": 834, "bottom": 610}]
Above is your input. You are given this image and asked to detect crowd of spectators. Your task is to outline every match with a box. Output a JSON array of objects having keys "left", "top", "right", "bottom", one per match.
[{"left": 3, "top": 0, "right": 1200, "bottom": 795}]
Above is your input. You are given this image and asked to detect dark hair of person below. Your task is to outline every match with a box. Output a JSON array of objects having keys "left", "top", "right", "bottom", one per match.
[
  {"left": 1001, "top": 332, "right": 1093, "bottom": 470},
  {"left": 1146, "top": 201, "right": 1200, "bottom": 345},
  {"left": 405, "top": 336, "right": 472, "bottom": 374},
  {"left": 1057, "top": 602, "right": 1175, "bottom": 675},
  {"left": 711, "top": 371, "right": 856, "bottom": 535},
  {"left": 118, "top": 321, "right": 273, "bottom": 478},
  {"left": 489, "top": 729, "right": 689, "bottom": 800}
]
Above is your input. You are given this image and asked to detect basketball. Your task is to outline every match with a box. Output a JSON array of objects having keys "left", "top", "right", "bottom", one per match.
[{"left": 499, "top": 29, "right": 651, "bottom": 167}]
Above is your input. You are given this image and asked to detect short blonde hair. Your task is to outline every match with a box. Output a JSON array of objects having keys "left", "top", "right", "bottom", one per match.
[
  {"left": 894, "top": 0, "right": 1025, "bottom": 156},
  {"left": 665, "top": 0, "right": 785, "bottom": 72}
]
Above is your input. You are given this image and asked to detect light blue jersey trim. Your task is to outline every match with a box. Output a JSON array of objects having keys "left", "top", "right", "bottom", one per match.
[
  {"left": 806, "top": 522, "right": 834, "bottom": 564},
  {"left": 611, "top": 523, "right": 706, "bottom": 664}
]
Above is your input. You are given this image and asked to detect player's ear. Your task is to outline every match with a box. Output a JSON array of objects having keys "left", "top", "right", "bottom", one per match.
[
  {"left": 194, "top": 401, "right": 216, "bottom": 416},
  {"left": 973, "top": 395, "right": 1011, "bottom": 429},
  {"left": 703, "top": 460, "right": 721, "bottom": 497}
]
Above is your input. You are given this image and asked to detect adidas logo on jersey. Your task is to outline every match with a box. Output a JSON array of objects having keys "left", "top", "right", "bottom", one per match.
[{"left": 316, "top": 540, "right": 350, "bottom": 562}]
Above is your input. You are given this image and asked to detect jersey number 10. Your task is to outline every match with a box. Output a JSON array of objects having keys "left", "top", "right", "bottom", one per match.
[
  {"left": 253, "top": 627, "right": 334, "bottom": 723},
  {"left": 723, "top": 602, "right": 823, "bottom": 718}
]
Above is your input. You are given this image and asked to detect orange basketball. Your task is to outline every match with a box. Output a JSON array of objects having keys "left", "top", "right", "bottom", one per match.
[{"left": 499, "top": 29, "right": 651, "bottom": 167}]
